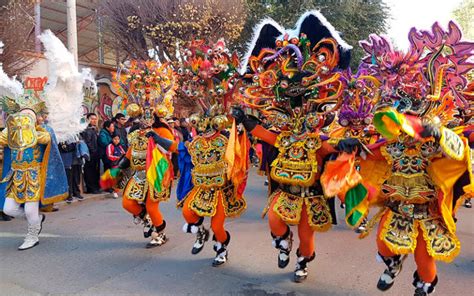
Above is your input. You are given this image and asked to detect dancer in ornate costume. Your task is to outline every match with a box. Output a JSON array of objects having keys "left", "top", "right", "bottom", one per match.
[
  {"left": 0, "top": 30, "right": 90, "bottom": 250},
  {"left": 176, "top": 39, "right": 249, "bottom": 266},
  {"left": 101, "top": 60, "right": 177, "bottom": 248},
  {"left": 323, "top": 22, "right": 474, "bottom": 295},
  {"left": 232, "top": 11, "right": 351, "bottom": 282}
]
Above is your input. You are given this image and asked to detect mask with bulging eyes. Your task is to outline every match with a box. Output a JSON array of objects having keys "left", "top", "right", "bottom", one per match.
[
  {"left": 267, "top": 109, "right": 290, "bottom": 130},
  {"left": 189, "top": 113, "right": 229, "bottom": 135}
]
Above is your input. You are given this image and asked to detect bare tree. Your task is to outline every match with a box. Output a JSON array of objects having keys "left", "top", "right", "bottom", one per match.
[
  {"left": 99, "top": 0, "right": 246, "bottom": 61},
  {"left": 0, "top": 0, "right": 36, "bottom": 76}
]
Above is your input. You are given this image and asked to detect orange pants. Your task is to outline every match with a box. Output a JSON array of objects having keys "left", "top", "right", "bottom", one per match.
[
  {"left": 182, "top": 194, "right": 228, "bottom": 243},
  {"left": 122, "top": 195, "right": 164, "bottom": 227},
  {"left": 268, "top": 197, "right": 315, "bottom": 257},
  {"left": 377, "top": 212, "right": 436, "bottom": 283}
]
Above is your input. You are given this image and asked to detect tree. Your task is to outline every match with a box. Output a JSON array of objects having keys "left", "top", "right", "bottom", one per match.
[
  {"left": 0, "top": 0, "right": 36, "bottom": 76},
  {"left": 100, "top": 0, "right": 247, "bottom": 61},
  {"left": 452, "top": 0, "right": 474, "bottom": 40},
  {"left": 240, "top": 0, "right": 391, "bottom": 69}
]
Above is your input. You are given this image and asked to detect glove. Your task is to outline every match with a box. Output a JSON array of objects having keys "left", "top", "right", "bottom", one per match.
[
  {"left": 231, "top": 107, "right": 247, "bottom": 124},
  {"left": 145, "top": 131, "right": 173, "bottom": 151},
  {"left": 337, "top": 138, "right": 363, "bottom": 153},
  {"left": 118, "top": 157, "right": 130, "bottom": 170},
  {"left": 420, "top": 123, "right": 441, "bottom": 140},
  {"left": 145, "top": 131, "right": 160, "bottom": 142}
]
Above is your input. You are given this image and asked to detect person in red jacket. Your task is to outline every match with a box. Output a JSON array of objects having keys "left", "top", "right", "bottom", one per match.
[{"left": 106, "top": 133, "right": 126, "bottom": 198}]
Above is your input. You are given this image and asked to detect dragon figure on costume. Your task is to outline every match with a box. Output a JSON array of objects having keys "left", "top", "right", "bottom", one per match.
[
  {"left": 322, "top": 21, "right": 474, "bottom": 296},
  {"left": 232, "top": 11, "right": 353, "bottom": 282},
  {"left": 176, "top": 38, "right": 249, "bottom": 267},
  {"left": 101, "top": 59, "right": 178, "bottom": 249}
]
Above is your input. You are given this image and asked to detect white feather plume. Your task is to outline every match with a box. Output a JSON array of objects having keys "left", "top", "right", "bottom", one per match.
[
  {"left": 39, "top": 30, "right": 90, "bottom": 143},
  {"left": 0, "top": 67, "right": 23, "bottom": 100},
  {"left": 0, "top": 39, "right": 24, "bottom": 99}
]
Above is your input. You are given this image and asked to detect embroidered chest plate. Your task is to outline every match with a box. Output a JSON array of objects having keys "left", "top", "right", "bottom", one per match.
[
  {"left": 382, "top": 139, "right": 440, "bottom": 177},
  {"left": 7, "top": 113, "right": 38, "bottom": 150},
  {"left": 188, "top": 134, "right": 228, "bottom": 187},
  {"left": 270, "top": 131, "right": 321, "bottom": 186},
  {"left": 128, "top": 130, "right": 148, "bottom": 170}
]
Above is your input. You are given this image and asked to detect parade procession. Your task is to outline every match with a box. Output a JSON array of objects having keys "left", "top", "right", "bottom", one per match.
[{"left": 0, "top": 1, "right": 472, "bottom": 295}]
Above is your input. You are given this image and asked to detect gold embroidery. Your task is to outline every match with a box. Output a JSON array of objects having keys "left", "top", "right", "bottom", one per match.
[
  {"left": 188, "top": 134, "right": 228, "bottom": 188},
  {"left": 222, "top": 185, "right": 246, "bottom": 217},
  {"left": 272, "top": 189, "right": 332, "bottom": 232},
  {"left": 5, "top": 167, "right": 41, "bottom": 203},
  {"left": 419, "top": 218, "right": 460, "bottom": 262},
  {"left": 189, "top": 187, "right": 219, "bottom": 217},
  {"left": 379, "top": 210, "right": 419, "bottom": 255},
  {"left": 270, "top": 132, "right": 321, "bottom": 187}
]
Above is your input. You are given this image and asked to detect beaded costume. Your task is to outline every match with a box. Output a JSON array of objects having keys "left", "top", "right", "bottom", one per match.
[
  {"left": 323, "top": 22, "right": 474, "bottom": 295},
  {"left": 0, "top": 30, "right": 86, "bottom": 251},
  {"left": 101, "top": 60, "right": 177, "bottom": 249},
  {"left": 234, "top": 11, "right": 351, "bottom": 282},
  {"left": 176, "top": 38, "right": 249, "bottom": 266}
]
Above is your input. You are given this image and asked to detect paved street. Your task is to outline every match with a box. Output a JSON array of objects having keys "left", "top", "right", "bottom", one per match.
[{"left": 0, "top": 170, "right": 472, "bottom": 296}]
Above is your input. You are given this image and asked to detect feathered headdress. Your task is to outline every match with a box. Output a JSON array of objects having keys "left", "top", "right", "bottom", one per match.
[
  {"left": 176, "top": 38, "right": 240, "bottom": 115},
  {"left": 1, "top": 31, "right": 92, "bottom": 143},
  {"left": 238, "top": 10, "right": 352, "bottom": 132}
]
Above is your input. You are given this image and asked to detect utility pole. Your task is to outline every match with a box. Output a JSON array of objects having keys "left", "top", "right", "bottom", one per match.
[
  {"left": 67, "top": 0, "right": 78, "bottom": 66},
  {"left": 34, "top": 0, "right": 41, "bottom": 53}
]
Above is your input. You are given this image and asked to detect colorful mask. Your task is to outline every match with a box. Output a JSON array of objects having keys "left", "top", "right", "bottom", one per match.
[
  {"left": 177, "top": 39, "right": 239, "bottom": 135},
  {"left": 360, "top": 21, "right": 474, "bottom": 123},
  {"left": 238, "top": 11, "right": 352, "bottom": 134},
  {"left": 112, "top": 60, "right": 177, "bottom": 125}
]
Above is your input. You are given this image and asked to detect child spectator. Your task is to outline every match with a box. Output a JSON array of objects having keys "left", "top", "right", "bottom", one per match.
[{"left": 106, "top": 133, "right": 126, "bottom": 199}]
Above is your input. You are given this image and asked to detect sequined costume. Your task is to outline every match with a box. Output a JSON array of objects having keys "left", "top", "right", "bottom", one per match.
[
  {"left": 323, "top": 22, "right": 473, "bottom": 295},
  {"left": 101, "top": 60, "right": 177, "bottom": 249},
  {"left": 233, "top": 11, "right": 351, "bottom": 282},
  {"left": 176, "top": 39, "right": 249, "bottom": 266}
]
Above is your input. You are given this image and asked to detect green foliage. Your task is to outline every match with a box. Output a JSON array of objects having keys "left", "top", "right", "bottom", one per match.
[
  {"left": 239, "top": 0, "right": 391, "bottom": 69},
  {"left": 452, "top": 0, "right": 474, "bottom": 40}
]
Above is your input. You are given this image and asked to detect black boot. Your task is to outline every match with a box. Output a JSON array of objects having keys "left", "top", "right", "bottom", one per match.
[
  {"left": 146, "top": 221, "right": 167, "bottom": 249},
  {"left": 183, "top": 217, "right": 210, "bottom": 255},
  {"left": 413, "top": 271, "right": 438, "bottom": 296},
  {"left": 376, "top": 252, "right": 407, "bottom": 291},
  {"left": 212, "top": 231, "right": 230, "bottom": 267},
  {"left": 271, "top": 226, "right": 293, "bottom": 269},
  {"left": 294, "top": 248, "right": 315, "bottom": 283}
]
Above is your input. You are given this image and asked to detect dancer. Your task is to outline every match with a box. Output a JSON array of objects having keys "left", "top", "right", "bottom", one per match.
[
  {"left": 324, "top": 22, "right": 473, "bottom": 295},
  {"left": 176, "top": 39, "right": 249, "bottom": 266},
  {"left": 101, "top": 60, "right": 177, "bottom": 248},
  {"left": 233, "top": 11, "right": 351, "bottom": 282},
  {"left": 0, "top": 30, "right": 89, "bottom": 250}
]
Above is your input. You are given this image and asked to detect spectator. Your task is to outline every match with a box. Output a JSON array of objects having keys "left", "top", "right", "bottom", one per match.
[
  {"left": 106, "top": 133, "right": 126, "bottom": 199},
  {"left": 179, "top": 118, "right": 191, "bottom": 141},
  {"left": 113, "top": 113, "right": 129, "bottom": 150},
  {"left": 168, "top": 118, "right": 183, "bottom": 178},
  {"left": 81, "top": 113, "right": 101, "bottom": 194},
  {"left": 59, "top": 141, "right": 80, "bottom": 203},
  {"left": 98, "top": 120, "right": 115, "bottom": 171}
]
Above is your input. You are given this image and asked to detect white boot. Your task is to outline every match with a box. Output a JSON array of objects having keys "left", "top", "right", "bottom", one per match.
[
  {"left": 18, "top": 224, "right": 40, "bottom": 250},
  {"left": 18, "top": 214, "right": 45, "bottom": 251}
]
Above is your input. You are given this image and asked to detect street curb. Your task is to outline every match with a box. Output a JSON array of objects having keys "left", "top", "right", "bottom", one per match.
[{"left": 55, "top": 192, "right": 115, "bottom": 207}]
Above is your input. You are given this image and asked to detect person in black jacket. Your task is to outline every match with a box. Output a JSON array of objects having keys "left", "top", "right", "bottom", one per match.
[
  {"left": 113, "top": 113, "right": 129, "bottom": 150},
  {"left": 81, "top": 113, "right": 101, "bottom": 194},
  {"left": 58, "top": 141, "right": 78, "bottom": 203}
]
